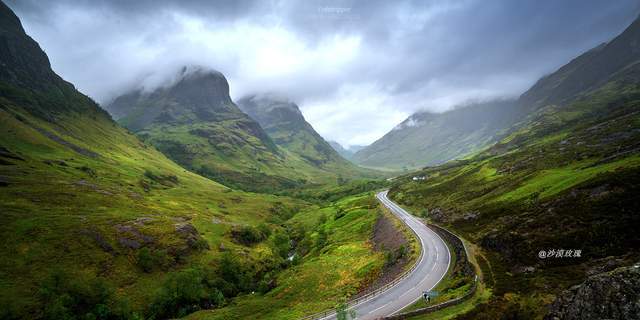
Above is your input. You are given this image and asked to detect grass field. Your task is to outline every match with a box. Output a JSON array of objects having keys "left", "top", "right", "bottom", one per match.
[{"left": 185, "top": 193, "right": 387, "bottom": 320}]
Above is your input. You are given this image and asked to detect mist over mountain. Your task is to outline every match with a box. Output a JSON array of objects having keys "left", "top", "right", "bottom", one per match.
[
  {"left": 328, "top": 141, "right": 366, "bottom": 160},
  {"left": 0, "top": 4, "right": 307, "bottom": 319},
  {"left": 356, "top": 14, "right": 640, "bottom": 170},
  {"left": 237, "top": 93, "right": 343, "bottom": 166},
  {"left": 2, "top": 1, "right": 640, "bottom": 320},
  {"left": 353, "top": 99, "right": 521, "bottom": 169},
  {"left": 520, "top": 14, "right": 640, "bottom": 110},
  {"left": 105, "top": 67, "right": 312, "bottom": 192},
  {"left": 106, "top": 69, "right": 380, "bottom": 192},
  {"left": 107, "top": 67, "right": 245, "bottom": 128},
  {"left": 388, "top": 12, "right": 640, "bottom": 319}
]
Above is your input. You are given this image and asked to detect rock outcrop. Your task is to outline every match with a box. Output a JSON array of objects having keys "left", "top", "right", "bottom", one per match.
[{"left": 544, "top": 262, "right": 640, "bottom": 320}]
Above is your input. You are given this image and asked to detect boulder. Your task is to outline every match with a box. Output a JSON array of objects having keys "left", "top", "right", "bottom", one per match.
[{"left": 544, "top": 262, "right": 640, "bottom": 320}]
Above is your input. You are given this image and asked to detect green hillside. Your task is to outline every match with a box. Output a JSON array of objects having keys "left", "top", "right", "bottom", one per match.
[
  {"left": 236, "top": 93, "right": 382, "bottom": 180},
  {"left": 105, "top": 68, "right": 301, "bottom": 193},
  {"left": 3, "top": 0, "right": 639, "bottom": 319},
  {"left": 353, "top": 100, "right": 521, "bottom": 170},
  {"left": 236, "top": 94, "right": 340, "bottom": 165},
  {"left": 389, "top": 15, "right": 640, "bottom": 319},
  {"left": 0, "top": 3, "right": 391, "bottom": 319},
  {"left": 107, "top": 76, "right": 382, "bottom": 194},
  {"left": 355, "top": 16, "right": 640, "bottom": 171},
  {"left": 186, "top": 193, "right": 405, "bottom": 320}
]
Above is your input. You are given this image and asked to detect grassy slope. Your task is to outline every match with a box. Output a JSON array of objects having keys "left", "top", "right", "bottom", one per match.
[
  {"left": 132, "top": 117, "right": 381, "bottom": 195},
  {"left": 388, "top": 80, "right": 640, "bottom": 318},
  {"left": 0, "top": 92, "right": 314, "bottom": 317},
  {"left": 0, "top": 4, "right": 388, "bottom": 319},
  {"left": 186, "top": 193, "right": 385, "bottom": 320},
  {"left": 0, "top": 102, "right": 390, "bottom": 319},
  {"left": 113, "top": 86, "right": 384, "bottom": 195},
  {"left": 353, "top": 101, "right": 519, "bottom": 170}
]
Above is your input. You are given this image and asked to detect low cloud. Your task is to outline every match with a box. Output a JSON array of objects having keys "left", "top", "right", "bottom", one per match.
[{"left": 6, "top": 0, "right": 639, "bottom": 146}]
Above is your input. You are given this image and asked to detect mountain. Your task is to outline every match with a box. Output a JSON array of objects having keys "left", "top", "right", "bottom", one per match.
[
  {"left": 328, "top": 141, "right": 366, "bottom": 160},
  {"left": 0, "top": 2, "right": 313, "bottom": 318},
  {"left": 235, "top": 93, "right": 382, "bottom": 181},
  {"left": 107, "top": 69, "right": 354, "bottom": 193},
  {"left": 520, "top": 15, "right": 640, "bottom": 110},
  {"left": 389, "top": 14, "right": 640, "bottom": 319},
  {"left": 236, "top": 93, "right": 343, "bottom": 166},
  {"left": 353, "top": 99, "right": 521, "bottom": 170},
  {"left": 357, "top": 15, "right": 640, "bottom": 171}
]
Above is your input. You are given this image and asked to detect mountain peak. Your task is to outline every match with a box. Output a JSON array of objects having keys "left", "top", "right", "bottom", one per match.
[
  {"left": 238, "top": 93, "right": 302, "bottom": 116},
  {"left": 0, "top": 1, "right": 59, "bottom": 89},
  {"left": 106, "top": 66, "right": 239, "bottom": 127},
  {"left": 520, "top": 12, "right": 640, "bottom": 109},
  {"left": 0, "top": 1, "right": 108, "bottom": 120},
  {"left": 237, "top": 93, "right": 351, "bottom": 166},
  {"left": 174, "top": 65, "right": 225, "bottom": 84},
  {"left": 166, "top": 66, "right": 232, "bottom": 107}
]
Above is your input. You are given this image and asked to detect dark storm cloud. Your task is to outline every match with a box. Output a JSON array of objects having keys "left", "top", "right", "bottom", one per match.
[{"left": 5, "top": 0, "right": 639, "bottom": 146}]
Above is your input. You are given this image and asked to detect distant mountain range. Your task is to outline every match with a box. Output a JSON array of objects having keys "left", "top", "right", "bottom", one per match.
[
  {"left": 236, "top": 93, "right": 345, "bottom": 167},
  {"left": 355, "top": 14, "right": 640, "bottom": 170},
  {"left": 353, "top": 100, "right": 520, "bottom": 169},
  {"left": 0, "top": 3, "right": 305, "bottom": 318},
  {"left": 389, "top": 13, "right": 640, "bottom": 319},
  {"left": 328, "top": 141, "right": 366, "bottom": 160},
  {"left": 2, "top": 1, "right": 639, "bottom": 319},
  {"left": 106, "top": 72, "right": 378, "bottom": 192}
]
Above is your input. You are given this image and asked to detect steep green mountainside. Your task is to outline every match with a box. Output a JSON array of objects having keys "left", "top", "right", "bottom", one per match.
[
  {"left": 0, "top": 4, "right": 392, "bottom": 319},
  {"left": 389, "top": 15, "right": 640, "bottom": 319},
  {"left": 328, "top": 140, "right": 365, "bottom": 160},
  {"left": 520, "top": 15, "right": 640, "bottom": 110},
  {"left": 353, "top": 100, "right": 520, "bottom": 170},
  {"left": 107, "top": 75, "right": 382, "bottom": 194},
  {"left": 105, "top": 68, "right": 301, "bottom": 193},
  {"left": 356, "top": 15, "right": 640, "bottom": 171},
  {"left": 237, "top": 94, "right": 339, "bottom": 165},
  {"left": 237, "top": 94, "right": 378, "bottom": 178},
  {"left": 0, "top": 3, "right": 319, "bottom": 318}
]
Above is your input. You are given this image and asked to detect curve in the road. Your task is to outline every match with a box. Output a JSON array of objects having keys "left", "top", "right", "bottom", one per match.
[{"left": 318, "top": 191, "right": 451, "bottom": 320}]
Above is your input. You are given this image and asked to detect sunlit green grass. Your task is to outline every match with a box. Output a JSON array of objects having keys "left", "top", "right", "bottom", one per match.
[{"left": 185, "top": 193, "right": 386, "bottom": 320}]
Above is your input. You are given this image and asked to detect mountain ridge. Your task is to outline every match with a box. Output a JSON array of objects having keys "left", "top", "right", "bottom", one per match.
[
  {"left": 355, "top": 14, "right": 640, "bottom": 170},
  {"left": 353, "top": 99, "right": 520, "bottom": 169},
  {"left": 237, "top": 93, "right": 346, "bottom": 166},
  {"left": 0, "top": 3, "right": 311, "bottom": 318}
]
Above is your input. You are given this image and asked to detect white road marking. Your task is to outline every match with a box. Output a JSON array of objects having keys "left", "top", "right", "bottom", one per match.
[{"left": 336, "top": 192, "right": 451, "bottom": 320}]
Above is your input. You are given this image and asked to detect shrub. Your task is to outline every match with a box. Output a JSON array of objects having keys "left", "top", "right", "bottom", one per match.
[
  {"left": 137, "top": 248, "right": 171, "bottom": 273},
  {"left": 384, "top": 245, "right": 408, "bottom": 267},
  {"left": 230, "top": 225, "right": 268, "bottom": 245},
  {"left": 315, "top": 228, "right": 328, "bottom": 250},
  {"left": 149, "top": 268, "right": 224, "bottom": 319},
  {"left": 38, "top": 270, "right": 134, "bottom": 320},
  {"left": 296, "top": 235, "right": 313, "bottom": 257},
  {"left": 270, "top": 230, "right": 291, "bottom": 259}
]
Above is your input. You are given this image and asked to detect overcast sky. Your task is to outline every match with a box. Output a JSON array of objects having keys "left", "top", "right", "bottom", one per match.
[{"left": 6, "top": 0, "right": 640, "bottom": 147}]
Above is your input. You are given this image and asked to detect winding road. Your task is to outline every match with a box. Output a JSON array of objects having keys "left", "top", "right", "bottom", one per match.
[{"left": 319, "top": 191, "right": 451, "bottom": 319}]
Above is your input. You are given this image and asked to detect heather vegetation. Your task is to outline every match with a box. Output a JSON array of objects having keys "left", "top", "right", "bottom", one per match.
[{"left": 2, "top": 1, "right": 640, "bottom": 320}]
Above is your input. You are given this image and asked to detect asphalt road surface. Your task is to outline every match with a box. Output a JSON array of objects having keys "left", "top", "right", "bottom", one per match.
[{"left": 318, "top": 190, "right": 451, "bottom": 320}]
